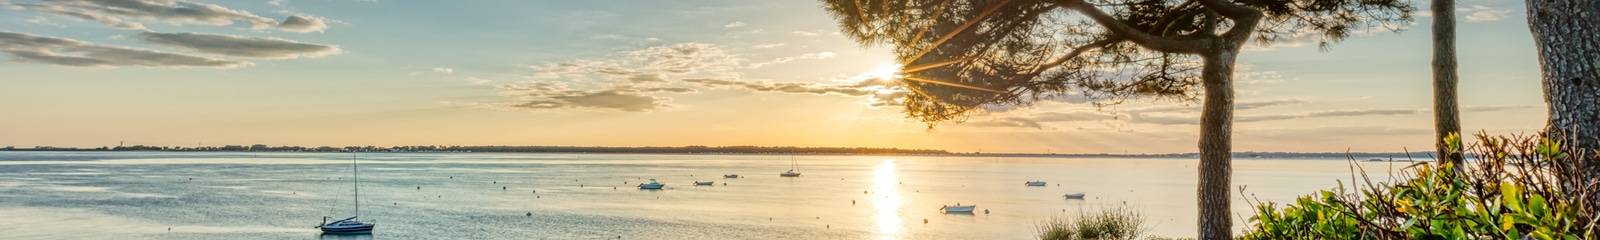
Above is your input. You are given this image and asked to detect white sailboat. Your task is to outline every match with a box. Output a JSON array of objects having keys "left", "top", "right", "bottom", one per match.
[
  {"left": 779, "top": 155, "right": 801, "bottom": 177},
  {"left": 320, "top": 154, "right": 375, "bottom": 234}
]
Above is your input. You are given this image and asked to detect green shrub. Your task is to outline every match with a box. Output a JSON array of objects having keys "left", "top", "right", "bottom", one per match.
[
  {"left": 1037, "top": 205, "right": 1148, "bottom": 240},
  {"left": 1241, "top": 133, "right": 1600, "bottom": 240}
]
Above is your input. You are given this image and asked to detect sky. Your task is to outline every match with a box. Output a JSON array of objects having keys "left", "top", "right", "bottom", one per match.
[{"left": 0, "top": 0, "right": 1548, "bottom": 154}]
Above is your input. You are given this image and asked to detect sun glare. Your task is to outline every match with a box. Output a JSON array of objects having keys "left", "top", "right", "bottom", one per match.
[{"left": 861, "top": 63, "right": 904, "bottom": 82}]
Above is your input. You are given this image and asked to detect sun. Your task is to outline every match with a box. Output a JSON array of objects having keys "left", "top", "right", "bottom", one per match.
[{"left": 860, "top": 62, "right": 903, "bottom": 82}]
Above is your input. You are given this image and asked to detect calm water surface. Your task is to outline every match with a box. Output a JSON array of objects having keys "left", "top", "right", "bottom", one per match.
[{"left": 0, "top": 152, "right": 1409, "bottom": 239}]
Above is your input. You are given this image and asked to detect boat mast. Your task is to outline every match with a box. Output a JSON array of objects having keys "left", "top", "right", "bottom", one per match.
[{"left": 352, "top": 153, "right": 359, "bottom": 218}]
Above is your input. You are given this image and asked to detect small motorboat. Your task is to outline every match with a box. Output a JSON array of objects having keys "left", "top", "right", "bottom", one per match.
[
  {"left": 638, "top": 179, "right": 665, "bottom": 189},
  {"left": 320, "top": 216, "right": 375, "bottom": 234},
  {"left": 723, "top": 174, "right": 739, "bottom": 178},
  {"left": 1366, "top": 158, "right": 1385, "bottom": 162},
  {"left": 941, "top": 203, "right": 976, "bottom": 213},
  {"left": 1025, "top": 181, "right": 1046, "bottom": 186},
  {"left": 779, "top": 170, "right": 801, "bottom": 177},
  {"left": 1064, "top": 192, "right": 1086, "bottom": 199},
  {"left": 694, "top": 181, "right": 714, "bottom": 185}
]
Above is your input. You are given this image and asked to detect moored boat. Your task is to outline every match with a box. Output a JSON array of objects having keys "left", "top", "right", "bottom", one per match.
[
  {"left": 638, "top": 179, "right": 665, "bottom": 189},
  {"left": 1064, "top": 192, "right": 1086, "bottom": 199},
  {"left": 941, "top": 203, "right": 976, "bottom": 213},
  {"left": 1025, "top": 181, "right": 1046, "bottom": 186},
  {"left": 694, "top": 181, "right": 714, "bottom": 185},
  {"left": 319, "top": 154, "right": 376, "bottom": 234},
  {"left": 723, "top": 174, "right": 739, "bottom": 178}
]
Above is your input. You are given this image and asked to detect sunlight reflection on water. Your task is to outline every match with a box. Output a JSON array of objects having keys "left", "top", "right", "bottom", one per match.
[{"left": 873, "top": 159, "right": 902, "bottom": 239}]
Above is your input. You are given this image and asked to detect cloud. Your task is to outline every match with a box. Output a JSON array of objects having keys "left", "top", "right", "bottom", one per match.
[
  {"left": 1460, "top": 105, "right": 1536, "bottom": 112},
  {"left": 1234, "top": 109, "right": 1422, "bottom": 123},
  {"left": 591, "top": 34, "right": 624, "bottom": 40},
  {"left": 276, "top": 15, "right": 327, "bottom": 33},
  {"left": 792, "top": 31, "right": 818, "bottom": 36},
  {"left": 134, "top": 32, "right": 340, "bottom": 59},
  {"left": 1461, "top": 5, "right": 1511, "bottom": 22},
  {"left": 748, "top": 52, "right": 837, "bottom": 68},
  {"left": 0, "top": 30, "right": 246, "bottom": 68},
  {"left": 627, "top": 42, "right": 742, "bottom": 74},
  {"left": 798, "top": 52, "right": 836, "bottom": 59},
  {"left": 495, "top": 82, "right": 695, "bottom": 112},
  {"left": 683, "top": 78, "right": 889, "bottom": 96},
  {"left": 25, "top": 16, "right": 62, "bottom": 27},
  {"left": 966, "top": 117, "right": 1045, "bottom": 129},
  {"left": 504, "top": 42, "right": 899, "bottom": 112},
  {"left": 723, "top": 21, "right": 745, "bottom": 28},
  {"left": 432, "top": 67, "right": 453, "bottom": 74},
  {"left": 752, "top": 43, "right": 784, "bottom": 49},
  {"left": 4, "top": 0, "right": 329, "bottom": 32}
]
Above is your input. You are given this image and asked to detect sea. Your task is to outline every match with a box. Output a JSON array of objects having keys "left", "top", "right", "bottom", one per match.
[{"left": 0, "top": 152, "right": 1412, "bottom": 239}]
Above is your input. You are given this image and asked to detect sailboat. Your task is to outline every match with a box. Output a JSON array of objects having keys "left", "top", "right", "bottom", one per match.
[
  {"left": 320, "top": 153, "right": 375, "bottom": 234},
  {"left": 779, "top": 155, "right": 801, "bottom": 177}
]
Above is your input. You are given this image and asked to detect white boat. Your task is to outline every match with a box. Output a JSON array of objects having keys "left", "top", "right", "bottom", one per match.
[
  {"left": 941, "top": 203, "right": 976, "bottom": 213},
  {"left": 780, "top": 155, "right": 801, "bottom": 177},
  {"left": 694, "top": 181, "right": 714, "bottom": 185},
  {"left": 723, "top": 174, "right": 739, "bottom": 178},
  {"left": 638, "top": 179, "right": 665, "bottom": 189},
  {"left": 320, "top": 154, "right": 375, "bottom": 234},
  {"left": 1063, "top": 192, "right": 1086, "bottom": 199},
  {"left": 320, "top": 216, "right": 374, "bottom": 234},
  {"left": 1025, "top": 181, "right": 1046, "bottom": 186}
]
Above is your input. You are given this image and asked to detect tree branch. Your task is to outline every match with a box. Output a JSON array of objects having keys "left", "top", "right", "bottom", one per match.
[
  {"left": 1054, "top": 0, "right": 1209, "bottom": 54},
  {"left": 1193, "top": 0, "right": 1257, "bottom": 19},
  {"left": 906, "top": 0, "right": 1014, "bottom": 64}
]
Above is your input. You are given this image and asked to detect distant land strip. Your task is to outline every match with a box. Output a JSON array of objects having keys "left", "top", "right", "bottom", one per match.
[
  {"left": 0, "top": 145, "right": 949, "bottom": 155},
  {"left": 0, "top": 145, "right": 1441, "bottom": 159}
]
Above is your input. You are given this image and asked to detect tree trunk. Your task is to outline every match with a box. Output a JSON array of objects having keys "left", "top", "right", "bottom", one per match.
[
  {"left": 1527, "top": 0, "right": 1600, "bottom": 159},
  {"left": 1197, "top": 48, "right": 1236, "bottom": 240},
  {"left": 1432, "top": 0, "right": 1461, "bottom": 165}
]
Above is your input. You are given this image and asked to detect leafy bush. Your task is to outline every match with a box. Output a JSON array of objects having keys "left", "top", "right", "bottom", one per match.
[
  {"left": 1241, "top": 133, "right": 1600, "bottom": 240},
  {"left": 1038, "top": 205, "right": 1149, "bottom": 240}
]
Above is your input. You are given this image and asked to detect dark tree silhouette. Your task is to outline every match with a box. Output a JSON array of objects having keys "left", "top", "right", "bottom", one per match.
[
  {"left": 1433, "top": 0, "right": 1461, "bottom": 166},
  {"left": 1526, "top": 0, "right": 1600, "bottom": 179},
  {"left": 820, "top": 0, "right": 1409, "bottom": 238}
]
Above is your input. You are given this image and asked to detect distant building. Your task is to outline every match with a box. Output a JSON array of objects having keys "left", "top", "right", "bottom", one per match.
[{"left": 249, "top": 144, "right": 269, "bottom": 151}]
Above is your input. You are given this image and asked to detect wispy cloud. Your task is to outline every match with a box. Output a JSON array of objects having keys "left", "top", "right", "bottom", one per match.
[
  {"left": 0, "top": 30, "right": 247, "bottom": 68},
  {"left": 503, "top": 42, "right": 901, "bottom": 111},
  {"left": 1460, "top": 5, "right": 1511, "bottom": 22},
  {"left": 791, "top": 31, "right": 818, "bottom": 36},
  {"left": 134, "top": 32, "right": 341, "bottom": 59},
  {"left": 752, "top": 43, "right": 784, "bottom": 49},
  {"left": 24, "top": 16, "right": 62, "bottom": 27},
  {"left": 723, "top": 21, "right": 745, "bottom": 28},
  {"left": 2, "top": 0, "right": 329, "bottom": 32},
  {"left": 432, "top": 67, "right": 453, "bottom": 74},
  {"left": 494, "top": 82, "right": 695, "bottom": 112}
]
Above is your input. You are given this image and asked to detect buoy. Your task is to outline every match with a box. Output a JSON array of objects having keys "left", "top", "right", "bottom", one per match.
[
  {"left": 852, "top": 200, "right": 856, "bottom": 205},
  {"left": 984, "top": 209, "right": 989, "bottom": 214},
  {"left": 537, "top": 196, "right": 540, "bottom": 198},
  {"left": 527, "top": 212, "right": 532, "bottom": 217},
  {"left": 923, "top": 219, "right": 929, "bottom": 224},
  {"left": 393, "top": 202, "right": 396, "bottom": 205},
  {"left": 503, "top": 186, "right": 507, "bottom": 190},
  {"left": 532, "top": 190, "right": 536, "bottom": 193},
  {"left": 494, "top": 181, "right": 497, "bottom": 184},
  {"left": 417, "top": 186, "right": 420, "bottom": 190}
]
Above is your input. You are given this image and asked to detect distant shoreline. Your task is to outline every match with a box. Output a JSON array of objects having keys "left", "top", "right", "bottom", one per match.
[{"left": 0, "top": 145, "right": 1440, "bottom": 160}]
